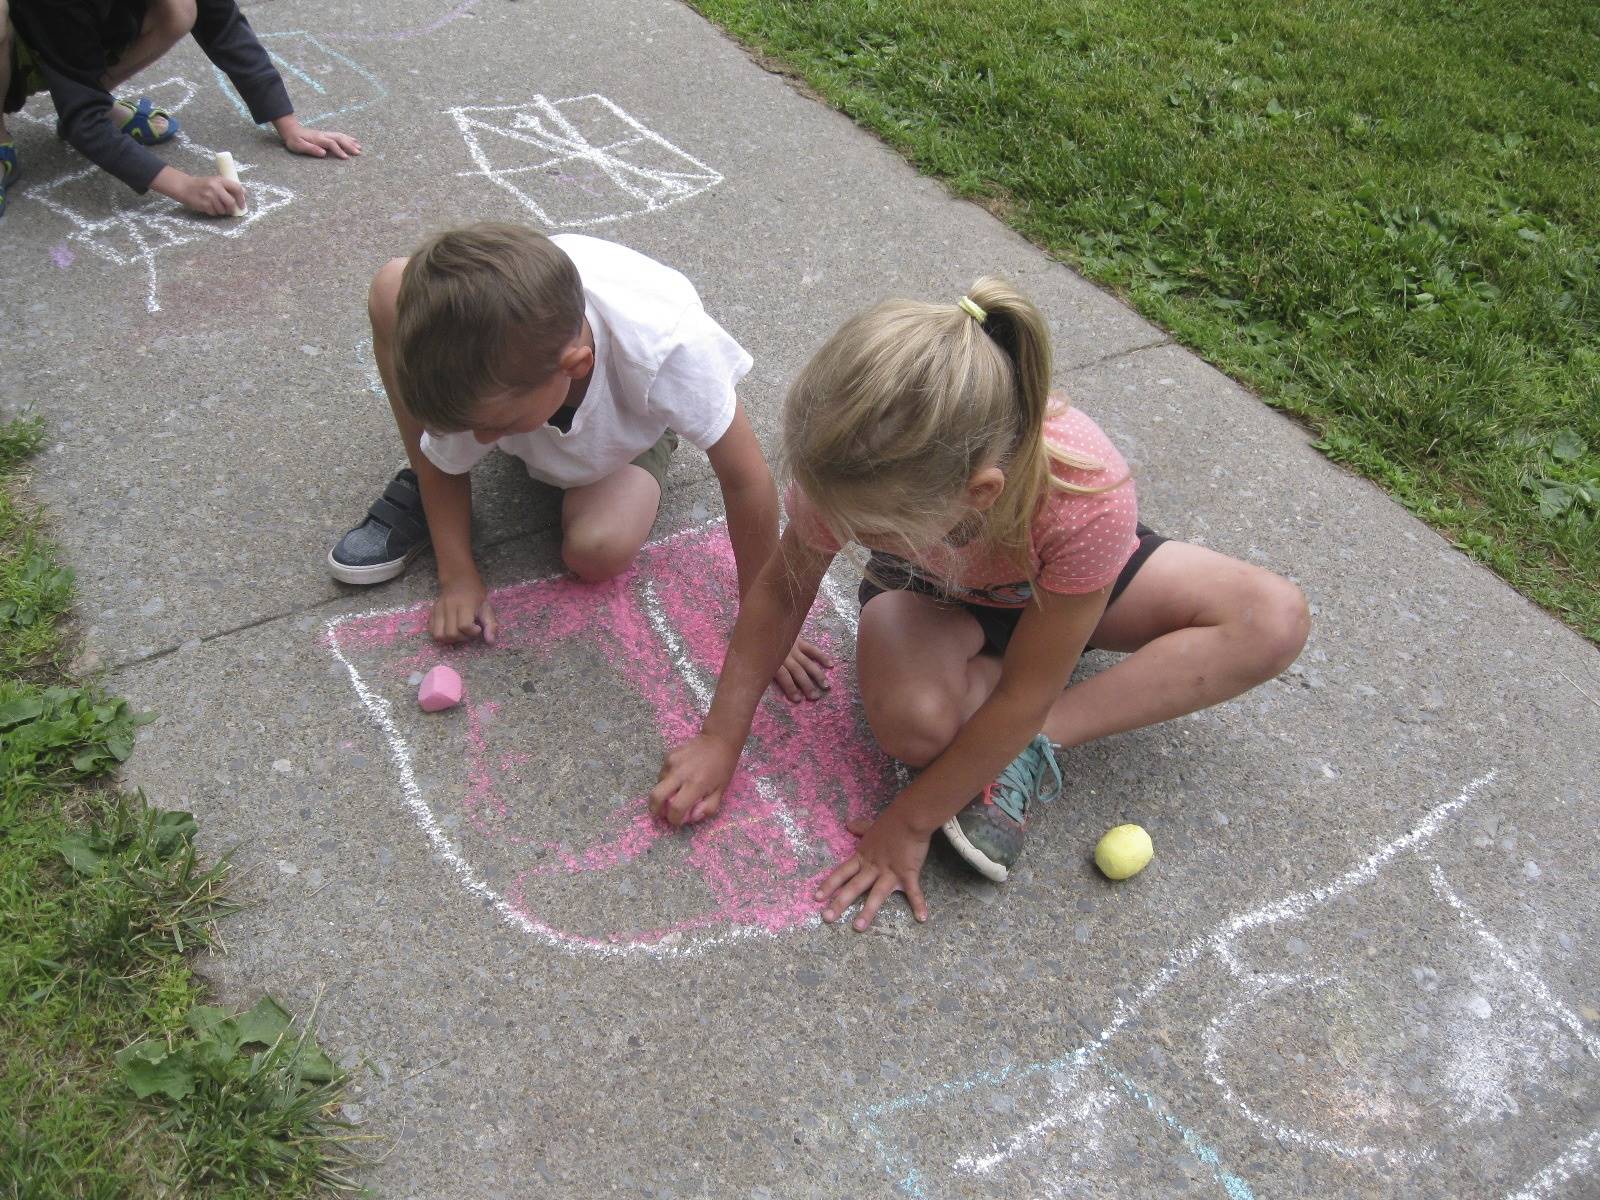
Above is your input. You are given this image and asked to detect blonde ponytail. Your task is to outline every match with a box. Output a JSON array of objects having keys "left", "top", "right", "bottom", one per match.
[{"left": 783, "top": 276, "right": 1123, "bottom": 579}]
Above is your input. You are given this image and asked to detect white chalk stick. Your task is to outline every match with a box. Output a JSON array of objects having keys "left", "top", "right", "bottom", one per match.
[{"left": 214, "top": 151, "right": 246, "bottom": 217}]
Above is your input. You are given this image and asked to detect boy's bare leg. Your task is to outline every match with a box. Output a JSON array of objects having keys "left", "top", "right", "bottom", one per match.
[
  {"left": 560, "top": 466, "right": 661, "bottom": 583},
  {"left": 101, "top": 0, "right": 196, "bottom": 92}
]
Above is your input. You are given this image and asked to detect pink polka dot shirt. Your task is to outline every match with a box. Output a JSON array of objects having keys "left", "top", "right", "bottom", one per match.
[{"left": 790, "top": 405, "right": 1139, "bottom": 607}]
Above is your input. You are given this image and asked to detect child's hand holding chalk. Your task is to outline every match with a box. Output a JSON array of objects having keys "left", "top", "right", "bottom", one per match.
[
  {"left": 213, "top": 152, "right": 247, "bottom": 217},
  {"left": 146, "top": 166, "right": 247, "bottom": 217}
]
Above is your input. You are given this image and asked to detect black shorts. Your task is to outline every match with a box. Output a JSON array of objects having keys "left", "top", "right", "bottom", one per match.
[{"left": 856, "top": 524, "right": 1168, "bottom": 656}]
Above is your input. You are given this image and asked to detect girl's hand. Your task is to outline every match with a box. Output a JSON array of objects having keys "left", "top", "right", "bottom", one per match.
[
  {"left": 773, "top": 637, "right": 833, "bottom": 702},
  {"left": 816, "top": 812, "right": 931, "bottom": 931},
  {"left": 651, "top": 733, "right": 740, "bottom": 826},
  {"left": 274, "top": 115, "right": 362, "bottom": 159},
  {"left": 431, "top": 578, "right": 496, "bottom": 644}
]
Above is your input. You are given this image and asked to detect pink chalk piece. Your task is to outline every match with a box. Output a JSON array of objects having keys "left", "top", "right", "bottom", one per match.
[{"left": 417, "top": 665, "right": 464, "bottom": 712}]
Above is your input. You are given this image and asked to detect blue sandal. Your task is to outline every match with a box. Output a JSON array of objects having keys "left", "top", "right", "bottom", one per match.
[
  {"left": 113, "top": 96, "right": 180, "bottom": 145},
  {"left": 0, "top": 143, "right": 17, "bottom": 220},
  {"left": 58, "top": 97, "right": 182, "bottom": 145}
]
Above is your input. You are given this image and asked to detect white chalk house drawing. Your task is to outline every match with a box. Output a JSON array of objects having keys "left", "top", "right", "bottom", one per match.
[
  {"left": 211, "top": 32, "right": 387, "bottom": 127},
  {"left": 857, "top": 771, "right": 1600, "bottom": 1199},
  {"left": 446, "top": 95, "right": 723, "bottom": 227},
  {"left": 21, "top": 77, "right": 294, "bottom": 313}
]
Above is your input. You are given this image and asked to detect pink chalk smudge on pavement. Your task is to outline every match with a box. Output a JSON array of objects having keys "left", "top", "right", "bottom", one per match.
[
  {"left": 50, "top": 242, "right": 75, "bottom": 269},
  {"left": 328, "top": 522, "right": 897, "bottom": 954}
]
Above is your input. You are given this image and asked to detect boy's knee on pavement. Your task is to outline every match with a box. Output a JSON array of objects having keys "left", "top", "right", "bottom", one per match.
[
  {"left": 154, "top": 0, "right": 198, "bottom": 37},
  {"left": 561, "top": 524, "right": 642, "bottom": 583}
]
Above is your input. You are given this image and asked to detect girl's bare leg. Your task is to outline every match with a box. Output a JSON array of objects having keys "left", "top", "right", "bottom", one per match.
[
  {"left": 1, "top": 3, "right": 15, "bottom": 144},
  {"left": 1044, "top": 542, "right": 1309, "bottom": 746},
  {"left": 854, "top": 542, "right": 1310, "bottom": 761},
  {"left": 856, "top": 590, "right": 992, "bottom": 767}
]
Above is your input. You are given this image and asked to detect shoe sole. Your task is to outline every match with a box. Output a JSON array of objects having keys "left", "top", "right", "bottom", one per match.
[
  {"left": 327, "top": 542, "right": 426, "bottom": 586},
  {"left": 940, "top": 817, "right": 1010, "bottom": 883}
]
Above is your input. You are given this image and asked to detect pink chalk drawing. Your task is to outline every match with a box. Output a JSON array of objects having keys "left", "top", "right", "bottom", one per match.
[{"left": 324, "top": 521, "right": 899, "bottom": 957}]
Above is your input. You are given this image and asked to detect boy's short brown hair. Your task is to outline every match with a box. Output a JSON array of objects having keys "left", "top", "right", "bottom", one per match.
[{"left": 394, "top": 223, "right": 585, "bottom": 432}]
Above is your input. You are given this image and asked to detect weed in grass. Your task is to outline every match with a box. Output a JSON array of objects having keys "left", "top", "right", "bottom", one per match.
[
  {"left": 0, "top": 682, "right": 154, "bottom": 792},
  {"left": 0, "top": 418, "right": 43, "bottom": 473},
  {"left": 117, "top": 996, "right": 363, "bottom": 1194}
]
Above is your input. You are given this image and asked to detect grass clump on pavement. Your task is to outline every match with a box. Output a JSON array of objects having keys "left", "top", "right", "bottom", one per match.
[
  {"left": 693, "top": 0, "right": 1600, "bottom": 641},
  {"left": 0, "top": 417, "right": 363, "bottom": 1197}
]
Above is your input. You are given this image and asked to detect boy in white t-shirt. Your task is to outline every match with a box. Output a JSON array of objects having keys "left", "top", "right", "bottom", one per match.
[{"left": 330, "top": 223, "right": 831, "bottom": 698}]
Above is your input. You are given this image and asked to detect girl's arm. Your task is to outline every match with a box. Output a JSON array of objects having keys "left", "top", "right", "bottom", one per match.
[
  {"left": 818, "top": 584, "right": 1109, "bottom": 930},
  {"left": 705, "top": 404, "right": 833, "bottom": 701},
  {"left": 650, "top": 524, "right": 834, "bottom": 825}
]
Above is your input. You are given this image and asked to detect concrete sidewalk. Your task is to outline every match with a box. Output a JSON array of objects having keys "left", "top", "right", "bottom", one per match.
[{"left": 3, "top": 0, "right": 1597, "bottom": 1195}]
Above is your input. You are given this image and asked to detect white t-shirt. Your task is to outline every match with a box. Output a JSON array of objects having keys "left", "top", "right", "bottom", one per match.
[{"left": 418, "top": 234, "right": 752, "bottom": 488}]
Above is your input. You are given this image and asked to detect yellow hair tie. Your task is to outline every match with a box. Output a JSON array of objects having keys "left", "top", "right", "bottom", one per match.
[{"left": 957, "top": 296, "right": 987, "bottom": 323}]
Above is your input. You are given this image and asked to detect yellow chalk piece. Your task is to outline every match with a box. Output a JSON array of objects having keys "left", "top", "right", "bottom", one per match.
[
  {"left": 214, "top": 151, "right": 246, "bottom": 217},
  {"left": 1094, "top": 824, "right": 1153, "bottom": 880}
]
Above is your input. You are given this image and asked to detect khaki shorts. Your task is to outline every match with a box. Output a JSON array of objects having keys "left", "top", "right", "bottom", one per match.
[
  {"left": 627, "top": 428, "right": 679, "bottom": 490},
  {"left": 4, "top": 37, "right": 46, "bottom": 115}
]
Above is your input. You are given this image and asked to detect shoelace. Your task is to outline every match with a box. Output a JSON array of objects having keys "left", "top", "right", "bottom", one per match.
[{"left": 980, "top": 734, "right": 1063, "bottom": 823}]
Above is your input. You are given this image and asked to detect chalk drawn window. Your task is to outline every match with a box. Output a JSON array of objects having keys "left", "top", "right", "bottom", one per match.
[{"left": 446, "top": 95, "right": 724, "bottom": 228}]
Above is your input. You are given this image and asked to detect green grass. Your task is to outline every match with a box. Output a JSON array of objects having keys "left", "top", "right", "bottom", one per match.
[
  {"left": 692, "top": 0, "right": 1600, "bottom": 640},
  {"left": 0, "top": 418, "right": 364, "bottom": 1198}
]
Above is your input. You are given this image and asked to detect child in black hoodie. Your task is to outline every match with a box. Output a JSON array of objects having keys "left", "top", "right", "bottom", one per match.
[{"left": 1, "top": 0, "right": 359, "bottom": 217}]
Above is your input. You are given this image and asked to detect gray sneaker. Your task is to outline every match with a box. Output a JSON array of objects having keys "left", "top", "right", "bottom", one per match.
[
  {"left": 328, "top": 468, "right": 431, "bottom": 585},
  {"left": 941, "top": 734, "right": 1062, "bottom": 882}
]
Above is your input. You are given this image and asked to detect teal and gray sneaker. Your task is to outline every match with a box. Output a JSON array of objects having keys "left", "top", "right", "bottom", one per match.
[{"left": 941, "top": 734, "right": 1063, "bottom": 882}]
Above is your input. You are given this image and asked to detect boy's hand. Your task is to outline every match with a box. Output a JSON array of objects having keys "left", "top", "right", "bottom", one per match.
[
  {"left": 160, "top": 171, "right": 246, "bottom": 216},
  {"left": 274, "top": 115, "right": 362, "bottom": 159},
  {"left": 816, "top": 812, "right": 931, "bottom": 931},
  {"left": 651, "top": 733, "right": 740, "bottom": 826},
  {"left": 431, "top": 578, "right": 497, "bottom": 645},
  {"left": 774, "top": 637, "right": 833, "bottom": 702}
]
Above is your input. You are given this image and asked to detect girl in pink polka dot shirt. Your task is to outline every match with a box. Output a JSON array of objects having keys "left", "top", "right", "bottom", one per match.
[{"left": 651, "top": 277, "right": 1310, "bottom": 930}]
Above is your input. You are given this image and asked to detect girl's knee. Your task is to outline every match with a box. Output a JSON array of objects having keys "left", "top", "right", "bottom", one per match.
[
  {"left": 867, "top": 690, "right": 962, "bottom": 768},
  {"left": 1242, "top": 574, "right": 1311, "bottom": 676},
  {"left": 562, "top": 526, "right": 640, "bottom": 583}
]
